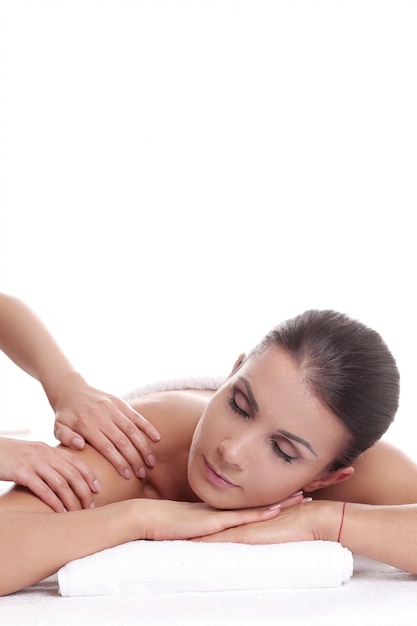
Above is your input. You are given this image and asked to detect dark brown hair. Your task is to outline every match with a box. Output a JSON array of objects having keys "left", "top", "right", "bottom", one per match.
[{"left": 253, "top": 309, "right": 400, "bottom": 470}]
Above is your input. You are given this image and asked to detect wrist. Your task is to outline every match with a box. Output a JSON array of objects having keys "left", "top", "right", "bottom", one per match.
[
  {"left": 100, "top": 500, "right": 144, "bottom": 544},
  {"left": 309, "top": 500, "right": 346, "bottom": 542},
  {"left": 337, "top": 502, "right": 347, "bottom": 542},
  {"left": 44, "top": 370, "right": 87, "bottom": 411}
]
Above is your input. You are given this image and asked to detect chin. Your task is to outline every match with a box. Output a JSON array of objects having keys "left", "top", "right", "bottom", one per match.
[{"left": 188, "top": 475, "right": 229, "bottom": 509}]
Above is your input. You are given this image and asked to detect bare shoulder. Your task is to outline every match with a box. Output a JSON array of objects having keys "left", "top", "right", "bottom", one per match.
[
  {"left": 129, "top": 389, "right": 213, "bottom": 434},
  {"left": 317, "top": 440, "right": 417, "bottom": 505},
  {"left": 0, "top": 442, "right": 143, "bottom": 513},
  {"left": 0, "top": 390, "right": 214, "bottom": 513}
]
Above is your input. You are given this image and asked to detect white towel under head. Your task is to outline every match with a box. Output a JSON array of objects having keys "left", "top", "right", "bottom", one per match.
[{"left": 58, "top": 540, "right": 353, "bottom": 596}]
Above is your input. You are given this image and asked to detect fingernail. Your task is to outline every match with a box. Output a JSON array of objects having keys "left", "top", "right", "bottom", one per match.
[
  {"left": 290, "top": 490, "right": 303, "bottom": 498},
  {"left": 93, "top": 480, "right": 100, "bottom": 492},
  {"left": 138, "top": 467, "right": 146, "bottom": 479},
  {"left": 71, "top": 437, "right": 85, "bottom": 450},
  {"left": 146, "top": 454, "right": 156, "bottom": 467},
  {"left": 302, "top": 497, "right": 313, "bottom": 503},
  {"left": 124, "top": 469, "right": 132, "bottom": 479},
  {"left": 268, "top": 503, "right": 282, "bottom": 510}
]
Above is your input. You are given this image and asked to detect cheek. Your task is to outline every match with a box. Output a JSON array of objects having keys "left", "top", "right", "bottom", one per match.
[
  {"left": 245, "top": 464, "right": 312, "bottom": 505},
  {"left": 190, "top": 413, "right": 211, "bottom": 450},
  {"left": 188, "top": 422, "right": 202, "bottom": 469},
  {"left": 188, "top": 416, "right": 212, "bottom": 476},
  {"left": 194, "top": 406, "right": 225, "bottom": 444}
]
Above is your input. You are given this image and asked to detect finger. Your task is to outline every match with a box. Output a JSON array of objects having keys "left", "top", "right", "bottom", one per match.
[
  {"left": 58, "top": 449, "right": 101, "bottom": 495},
  {"left": 54, "top": 465, "right": 96, "bottom": 510},
  {"left": 233, "top": 504, "right": 282, "bottom": 525},
  {"left": 36, "top": 465, "right": 89, "bottom": 511},
  {"left": 118, "top": 420, "right": 157, "bottom": 468},
  {"left": 277, "top": 492, "right": 306, "bottom": 510},
  {"left": 90, "top": 415, "right": 159, "bottom": 478},
  {"left": 29, "top": 455, "right": 95, "bottom": 511},
  {"left": 72, "top": 407, "right": 156, "bottom": 478},
  {"left": 82, "top": 428, "right": 140, "bottom": 479},
  {"left": 200, "top": 503, "right": 281, "bottom": 537},
  {"left": 116, "top": 400, "right": 161, "bottom": 442},
  {"left": 54, "top": 422, "right": 85, "bottom": 451},
  {"left": 193, "top": 505, "right": 282, "bottom": 543},
  {"left": 103, "top": 404, "right": 159, "bottom": 468},
  {"left": 25, "top": 475, "right": 73, "bottom": 513}
]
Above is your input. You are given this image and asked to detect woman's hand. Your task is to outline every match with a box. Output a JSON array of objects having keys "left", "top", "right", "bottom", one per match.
[
  {"left": 192, "top": 499, "right": 338, "bottom": 544},
  {"left": 53, "top": 375, "right": 161, "bottom": 480},
  {"left": 133, "top": 499, "right": 284, "bottom": 541},
  {"left": 0, "top": 438, "right": 100, "bottom": 512}
]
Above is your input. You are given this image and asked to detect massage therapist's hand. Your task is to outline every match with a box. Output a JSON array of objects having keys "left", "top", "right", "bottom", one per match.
[
  {"left": 193, "top": 499, "right": 341, "bottom": 545},
  {"left": 0, "top": 437, "right": 100, "bottom": 512},
  {"left": 53, "top": 374, "right": 161, "bottom": 481}
]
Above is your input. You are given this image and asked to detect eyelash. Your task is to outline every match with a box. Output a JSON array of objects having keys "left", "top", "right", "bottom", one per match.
[
  {"left": 227, "top": 394, "right": 250, "bottom": 418},
  {"left": 227, "top": 394, "right": 295, "bottom": 463},
  {"left": 271, "top": 440, "right": 294, "bottom": 464}
]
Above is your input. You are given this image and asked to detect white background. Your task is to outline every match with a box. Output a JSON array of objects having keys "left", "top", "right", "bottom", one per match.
[{"left": 0, "top": 1, "right": 416, "bottom": 457}]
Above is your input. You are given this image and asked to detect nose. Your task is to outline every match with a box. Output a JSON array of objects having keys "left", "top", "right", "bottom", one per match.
[{"left": 217, "top": 433, "right": 252, "bottom": 469}]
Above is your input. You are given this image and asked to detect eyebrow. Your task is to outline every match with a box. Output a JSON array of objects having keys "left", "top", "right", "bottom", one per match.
[
  {"left": 277, "top": 430, "right": 318, "bottom": 457},
  {"left": 237, "top": 376, "right": 318, "bottom": 457},
  {"left": 238, "top": 376, "right": 259, "bottom": 412}
]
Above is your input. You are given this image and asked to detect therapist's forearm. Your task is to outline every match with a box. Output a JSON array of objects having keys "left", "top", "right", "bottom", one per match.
[{"left": 0, "top": 293, "right": 82, "bottom": 408}]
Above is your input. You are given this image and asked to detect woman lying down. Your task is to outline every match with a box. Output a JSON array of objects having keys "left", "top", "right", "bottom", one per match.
[{"left": 2, "top": 309, "right": 417, "bottom": 596}]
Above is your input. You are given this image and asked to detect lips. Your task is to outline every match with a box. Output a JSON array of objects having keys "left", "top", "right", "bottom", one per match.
[{"left": 204, "top": 458, "right": 238, "bottom": 489}]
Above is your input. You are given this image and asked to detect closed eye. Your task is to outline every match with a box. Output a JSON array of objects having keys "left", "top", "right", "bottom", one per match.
[
  {"left": 227, "top": 394, "right": 250, "bottom": 419},
  {"left": 228, "top": 392, "right": 296, "bottom": 462},
  {"left": 271, "top": 440, "right": 295, "bottom": 463}
]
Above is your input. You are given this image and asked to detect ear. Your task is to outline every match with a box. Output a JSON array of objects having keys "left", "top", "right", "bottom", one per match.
[
  {"left": 302, "top": 466, "right": 355, "bottom": 493},
  {"left": 229, "top": 353, "right": 247, "bottom": 376}
]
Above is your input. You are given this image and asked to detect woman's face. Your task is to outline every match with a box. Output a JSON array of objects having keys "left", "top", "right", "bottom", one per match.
[{"left": 188, "top": 346, "right": 350, "bottom": 509}]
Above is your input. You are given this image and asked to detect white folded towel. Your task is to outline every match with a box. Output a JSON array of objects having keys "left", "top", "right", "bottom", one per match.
[
  {"left": 58, "top": 540, "right": 353, "bottom": 596},
  {"left": 122, "top": 375, "right": 225, "bottom": 401}
]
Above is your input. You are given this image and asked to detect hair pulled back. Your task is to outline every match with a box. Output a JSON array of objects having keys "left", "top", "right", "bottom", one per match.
[{"left": 254, "top": 310, "right": 400, "bottom": 470}]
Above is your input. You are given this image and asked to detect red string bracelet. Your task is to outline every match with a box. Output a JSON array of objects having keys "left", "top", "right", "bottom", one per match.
[{"left": 337, "top": 501, "right": 347, "bottom": 542}]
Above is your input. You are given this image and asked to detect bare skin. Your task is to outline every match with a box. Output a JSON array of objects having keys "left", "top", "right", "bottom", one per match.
[
  {"left": 3, "top": 388, "right": 417, "bottom": 514},
  {"left": 0, "top": 390, "right": 211, "bottom": 513},
  {"left": 2, "top": 349, "right": 417, "bottom": 595},
  {"left": 0, "top": 291, "right": 162, "bottom": 492}
]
